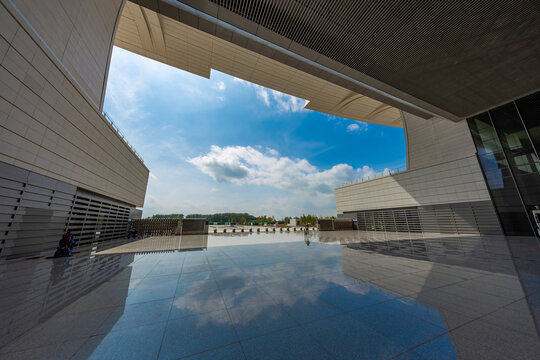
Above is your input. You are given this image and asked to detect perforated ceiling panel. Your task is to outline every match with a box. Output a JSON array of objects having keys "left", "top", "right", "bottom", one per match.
[{"left": 164, "top": 0, "right": 540, "bottom": 118}]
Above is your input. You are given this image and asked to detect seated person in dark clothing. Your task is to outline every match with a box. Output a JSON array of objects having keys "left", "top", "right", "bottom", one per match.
[
  {"left": 127, "top": 227, "right": 138, "bottom": 239},
  {"left": 55, "top": 229, "right": 76, "bottom": 256}
]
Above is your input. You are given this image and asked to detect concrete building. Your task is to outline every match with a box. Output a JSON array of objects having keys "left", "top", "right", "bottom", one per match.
[
  {"left": 1, "top": 0, "right": 539, "bottom": 260},
  {"left": 1, "top": 2, "right": 540, "bottom": 358},
  {"left": 0, "top": 0, "right": 151, "bottom": 259},
  {"left": 336, "top": 96, "right": 540, "bottom": 239},
  {"left": 115, "top": 0, "right": 540, "bottom": 239}
]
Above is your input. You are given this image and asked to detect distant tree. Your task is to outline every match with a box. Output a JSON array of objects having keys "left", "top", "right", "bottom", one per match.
[
  {"left": 300, "top": 214, "right": 318, "bottom": 225},
  {"left": 183, "top": 213, "right": 256, "bottom": 223},
  {"left": 150, "top": 212, "right": 310, "bottom": 225},
  {"left": 186, "top": 214, "right": 206, "bottom": 219},
  {"left": 151, "top": 214, "right": 183, "bottom": 219}
]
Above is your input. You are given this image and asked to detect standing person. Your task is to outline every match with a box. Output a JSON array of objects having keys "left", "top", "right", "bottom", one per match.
[{"left": 304, "top": 233, "right": 311, "bottom": 246}]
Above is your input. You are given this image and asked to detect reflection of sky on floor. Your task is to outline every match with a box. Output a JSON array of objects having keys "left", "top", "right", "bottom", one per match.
[{"left": 2, "top": 232, "right": 539, "bottom": 359}]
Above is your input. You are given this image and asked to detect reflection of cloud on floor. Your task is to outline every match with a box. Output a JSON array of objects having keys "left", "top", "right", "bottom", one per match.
[
  {"left": 172, "top": 293, "right": 229, "bottom": 326},
  {"left": 4, "top": 232, "right": 537, "bottom": 359}
]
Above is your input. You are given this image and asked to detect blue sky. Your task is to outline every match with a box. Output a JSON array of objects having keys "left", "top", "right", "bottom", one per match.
[{"left": 103, "top": 47, "right": 406, "bottom": 218}]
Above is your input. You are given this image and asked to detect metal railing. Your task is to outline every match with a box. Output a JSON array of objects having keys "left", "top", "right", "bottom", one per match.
[
  {"left": 341, "top": 165, "right": 406, "bottom": 186},
  {"left": 102, "top": 111, "right": 144, "bottom": 164}
]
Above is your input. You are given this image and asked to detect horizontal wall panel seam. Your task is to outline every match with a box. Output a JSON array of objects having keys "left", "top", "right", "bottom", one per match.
[
  {"left": 0, "top": 64, "right": 146, "bottom": 204},
  {"left": 0, "top": 7, "right": 148, "bottom": 206},
  {"left": 0, "top": 45, "right": 147, "bottom": 180}
]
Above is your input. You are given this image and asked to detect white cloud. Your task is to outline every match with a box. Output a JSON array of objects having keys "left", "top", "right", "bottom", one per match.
[
  {"left": 105, "top": 65, "right": 149, "bottom": 123},
  {"left": 188, "top": 145, "right": 376, "bottom": 195},
  {"left": 270, "top": 90, "right": 307, "bottom": 112},
  {"left": 234, "top": 77, "right": 307, "bottom": 112},
  {"left": 325, "top": 115, "right": 338, "bottom": 121},
  {"left": 256, "top": 88, "right": 270, "bottom": 106},
  {"left": 145, "top": 194, "right": 157, "bottom": 205},
  {"left": 358, "top": 165, "right": 377, "bottom": 179},
  {"left": 347, "top": 122, "right": 368, "bottom": 132},
  {"left": 105, "top": 47, "right": 222, "bottom": 125},
  {"left": 213, "top": 81, "right": 226, "bottom": 91},
  {"left": 233, "top": 77, "right": 248, "bottom": 84},
  {"left": 103, "top": 49, "right": 391, "bottom": 219}
]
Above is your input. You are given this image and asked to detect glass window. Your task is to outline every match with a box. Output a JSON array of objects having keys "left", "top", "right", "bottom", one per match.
[
  {"left": 496, "top": 209, "right": 534, "bottom": 236},
  {"left": 490, "top": 102, "right": 540, "bottom": 207},
  {"left": 514, "top": 172, "right": 540, "bottom": 205},
  {"left": 490, "top": 103, "right": 535, "bottom": 154},
  {"left": 467, "top": 107, "right": 535, "bottom": 236},
  {"left": 515, "top": 92, "right": 540, "bottom": 152},
  {"left": 467, "top": 114, "right": 502, "bottom": 155},
  {"left": 513, "top": 154, "right": 540, "bottom": 174},
  {"left": 478, "top": 153, "right": 507, "bottom": 189}
]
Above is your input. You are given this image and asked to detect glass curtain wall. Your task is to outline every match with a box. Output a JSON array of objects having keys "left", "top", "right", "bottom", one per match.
[
  {"left": 467, "top": 91, "right": 540, "bottom": 236},
  {"left": 516, "top": 93, "right": 540, "bottom": 151}
]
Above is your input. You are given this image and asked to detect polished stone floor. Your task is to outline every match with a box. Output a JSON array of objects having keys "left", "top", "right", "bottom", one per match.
[{"left": 0, "top": 231, "right": 539, "bottom": 359}]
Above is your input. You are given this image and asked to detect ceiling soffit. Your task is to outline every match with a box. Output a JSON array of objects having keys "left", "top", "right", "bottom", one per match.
[
  {"left": 128, "top": 0, "right": 441, "bottom": 120},
  {"left": 132, "top": 0, "right": 540, "bottom": 120},
  {"left": 116, "top": 1, "right": 403, "bottom": 127}
]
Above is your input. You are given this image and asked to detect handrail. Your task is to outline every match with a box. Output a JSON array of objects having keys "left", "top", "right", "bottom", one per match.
[
  {"left": 102, "top": 111, "right": 144, "bottom": 164},
  {"left": 341, "top": 166, "right": 406, "bottom": 186}
]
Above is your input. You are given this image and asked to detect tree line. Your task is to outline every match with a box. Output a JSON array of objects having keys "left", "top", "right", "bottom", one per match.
[{"left": 149, "top": 212, "right": 335, "bottom": 225}]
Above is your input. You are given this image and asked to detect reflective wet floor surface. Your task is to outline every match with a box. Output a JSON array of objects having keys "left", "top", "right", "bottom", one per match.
[{"left": 1, "top": 231, "right": 539, "bottom": 359}]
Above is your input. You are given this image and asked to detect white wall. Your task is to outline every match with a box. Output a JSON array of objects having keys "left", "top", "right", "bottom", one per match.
[
  {"left": 9, "top": 0, "right": 123, "bottom": 108},
  {"left": 336, "top": 112, "right": 491, "bottom": 213},
  {"left": 336, "top": 155, "right": 491, "bottom": 213},
  {"left": 403, "top": 111, "right": 476, "bottom": 170},
  {"left": 0, "top": 0, "right": 149, "bottom": 206}
]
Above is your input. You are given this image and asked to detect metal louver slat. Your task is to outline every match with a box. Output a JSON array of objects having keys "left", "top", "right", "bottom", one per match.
[{"left": 351, "top": 200, "right": 502, "bottom": 236}]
